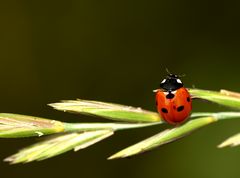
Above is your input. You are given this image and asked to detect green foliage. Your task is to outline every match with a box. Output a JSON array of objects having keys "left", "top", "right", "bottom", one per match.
[
  {"left": 0, "top": 113, "right": 64, "bottom": 138},
  {"left": 49, "top": 100, "right": 160, "bottom": 122},
  {"left": 2, "top": 88, "right": 240, "bottom": 164},
  {"left": 5, "top": 130, "right": 113, "bottom": 164},
  {"left": 108, "top": 117, "right": 217, "bottom": 159},
  {"left": 218, "top": 133, "right": 240, "bottom": 148},
  {"left": 190, "top": 89, "right": 240, "bottom": 109}
]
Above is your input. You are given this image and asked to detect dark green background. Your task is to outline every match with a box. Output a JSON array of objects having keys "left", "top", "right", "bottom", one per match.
[{"left": 1, "top": 0, "right": 240, "bottom": 177}]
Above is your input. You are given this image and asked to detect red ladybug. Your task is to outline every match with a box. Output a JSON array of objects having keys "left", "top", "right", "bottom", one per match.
[{"left": 155, "top": 74, "right": 192, "bottom": 125}]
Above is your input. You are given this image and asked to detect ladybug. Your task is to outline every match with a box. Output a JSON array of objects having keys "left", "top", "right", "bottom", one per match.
[{"left": 155, "top": 74, "right": 192, "bottom": 125}]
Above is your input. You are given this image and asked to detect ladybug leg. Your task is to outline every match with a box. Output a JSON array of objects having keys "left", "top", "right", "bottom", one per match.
[
  {"left": 190, "top": 95, "right": 199, "bottom": 100},
  {"left": 153, "top": 88, "right": 165, "bottom": 93}
]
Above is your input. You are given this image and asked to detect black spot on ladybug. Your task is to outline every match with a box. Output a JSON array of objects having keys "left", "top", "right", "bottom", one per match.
[
  {"left": 166, "top": 93, "right": 174, "bottom": 99},
  {"left": 156, "top": 100, "right": 158, "bottom": 106},
  {"left": 161, "top": 108, "right": 168, "bottom": 113},
  {"left": 187, "top": 97, "right": 190, "bottom": 102},
  {"left": 177, "top": 106, "right": 184, "bottom": 112}
]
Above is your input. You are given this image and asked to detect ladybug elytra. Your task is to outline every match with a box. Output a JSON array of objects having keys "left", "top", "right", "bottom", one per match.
[{"left": 155, "top": 74, "right": 192, "bottom": 125}]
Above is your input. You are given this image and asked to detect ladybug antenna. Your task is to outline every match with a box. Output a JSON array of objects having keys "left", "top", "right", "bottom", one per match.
[
  {"left": 165, "top": 68, "right": 171, "bottom": 75},
  {"left": 178, "top": 73, "right": 186, "bottom": 78},
  {"left": 165, "top": 68, "right": 185, "bottom": 78},
  {"left": 165, "top": 68, "right": 178, "bottom": 78}
]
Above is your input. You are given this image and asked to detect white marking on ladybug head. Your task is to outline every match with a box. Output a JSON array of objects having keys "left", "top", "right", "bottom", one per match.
[
  {"left": 161, "top": 79, "right": 166, "bottom": 83},
  {"left": 176, "top": 79, "right": 182, "bottom": 84}
]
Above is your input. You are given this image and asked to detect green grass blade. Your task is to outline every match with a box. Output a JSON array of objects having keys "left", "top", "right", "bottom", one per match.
[
  {"left": 3, "top": 112, "right": 240, "bottom": 163},
  {"left": 108, "top": 117, "right": 217, "bottom": 159},
  {"left": 189, "top": 89, "right": 240, "bottom": 109},
  {"left": 0, "top": 111, "right": 235, "bottom": 138},
  {"left": 5, "top": 130, "right": 113, "bottom": 164},
  {"left": 108, "top": 112, "right": 240, "bottom": 159},
  {"left": 0, "top": 112, "right": 162, "bottom": 138},
  {"left": 0, "top": 113, "right": 64, "bottom": 138},
  {"left": 218, "top": 133, "right": 240, "bottom": 148},
  {"left": 192, "top": 112, "right": 240, "bottom": 120},
  {"left": 49, "top": 99, "right": 161, "bottom": 123},
  {"left": 49, "top": 89, "right": 240, "bottom": 123},
  {"left": 64, "top": 122, "right": 162, "bottom": 132}
]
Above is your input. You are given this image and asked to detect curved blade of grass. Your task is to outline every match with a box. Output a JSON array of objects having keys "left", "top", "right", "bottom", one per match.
[
  {"left": 218, "top": 133, "right": 240, "bottom": 148},
  {"left": 64, "top": 121, "right": 162, "bottom": 132},
  {"left": 49, "top": 89, "right": 240, "bottom": 123},
  {"left": 0, "top": 113, "right": 64, "bottom": 138},
  {"left": 217, "top": 111, "right": 240, "bottom": 148},
  {"left": 189, "top": 89, "right": 240, "bottom": 109},
  {"left": 3, "top": 112, "right": 240, "bottom": 163},
  {"left": 0, "top": 113, "right": 162, "bottom": 138},
  {"left": 108, "top": 111, "right": 240, "bottom": 159},
  {"left": 63, "top": 112, "right": 240, "bottom": 132},
  {"left": 49, "top": 99, "right": 161, "bottom": 123},
  {"left": 108, "top": 117, "right": 217, "bottom": 159},
  {"left": 5, "top": 130, "right": 113, "bottom": 164},
  {"left": 0, "top": 112, "right": 236, "bottom": 138},
  {"left": 220, "top": 89, "right": 240, "bottom": 98},
  {"left": 192, "top": 112, "right": 240, "bottom": 120}
]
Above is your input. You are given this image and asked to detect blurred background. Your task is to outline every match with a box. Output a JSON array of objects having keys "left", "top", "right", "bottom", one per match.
[{"left": 1, "top": 0, "right": 240, "bottom": 177}]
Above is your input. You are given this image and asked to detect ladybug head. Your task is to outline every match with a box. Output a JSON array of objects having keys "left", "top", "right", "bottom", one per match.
[
  {"left": 160, "top": 74, "right": 183, "bottom": 91},
  {"left": 167, "top": 74, "right": 178, "bottom": 79}
]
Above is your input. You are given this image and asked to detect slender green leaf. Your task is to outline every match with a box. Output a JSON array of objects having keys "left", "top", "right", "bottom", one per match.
[
  {"left": 5, "top": 130, "right": 113, "bottom": 164},
  {"left": 49, "top": 89, "right": 240, "bottom": 123},
  {"left": 108, "top": 117, "right": 217, "bottom": 159},
  {"left": 220, "top": 89, "right": 240, "bottom": 98},
  {"left": 64, "top": 122, "right": 162, "bottom": 132},
  {"left": 189, "top": 89, "right": 240, "bottom": 109},
  {"left": 109, "top": 112, "right": 240, "bottom": 159},
  {"left": 49, "top": 99, "right": 161, "bottom": 123},
  {"left": 108, "top": 112, "right": 240, "bottom": 159},
  {"left": 0, "top": 112, "right": 162, "bottom": 138},
  {"left": 3, "top": 111, "right": 240, "bottom": 163},
  {"left": 192, "top": 112, "right": 240, "bottom": 120},
  {"left": 0, "top": 113, "right": 64, "bottom": 138},
  {"left": 218, "top": 133, "right": 240, "bottom": 148}
]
